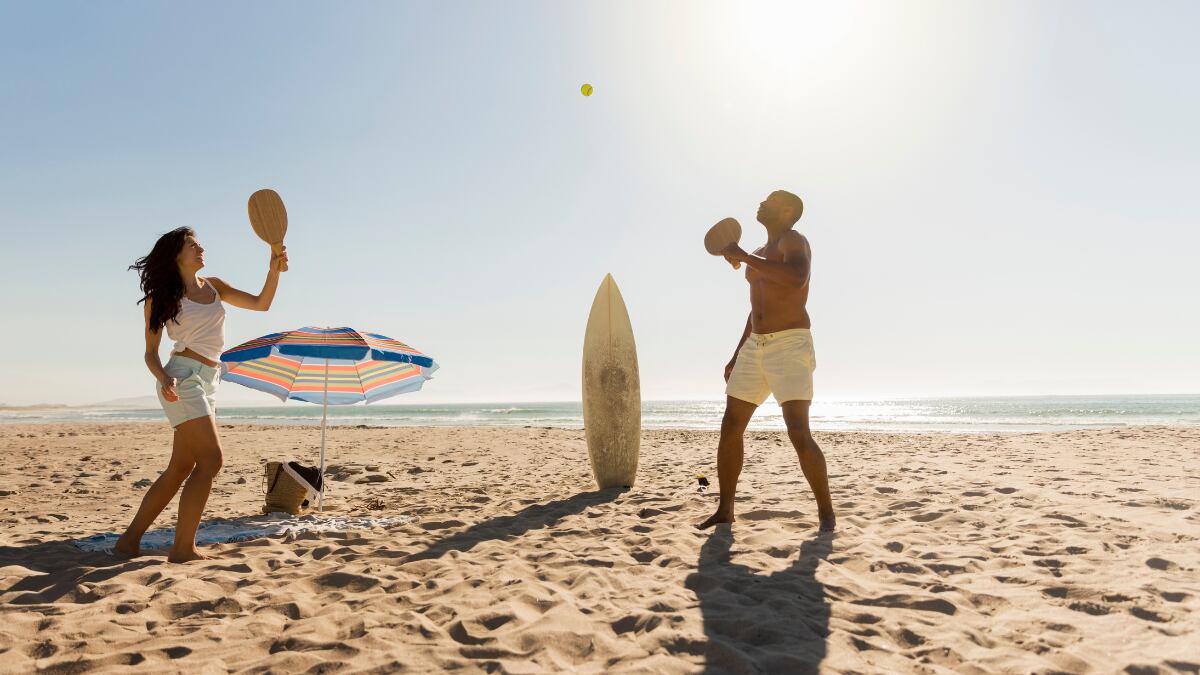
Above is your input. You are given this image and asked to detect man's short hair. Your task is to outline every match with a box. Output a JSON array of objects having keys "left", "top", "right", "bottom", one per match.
[{"left": 775, "top": 190, "right": 804, "bottom": 223}]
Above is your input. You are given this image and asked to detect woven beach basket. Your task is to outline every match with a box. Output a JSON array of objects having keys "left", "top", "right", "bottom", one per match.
[{"left": 262, "top": 461, "right": 324, "bottom": 515}]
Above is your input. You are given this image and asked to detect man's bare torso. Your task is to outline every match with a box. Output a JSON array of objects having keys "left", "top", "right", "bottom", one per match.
[{"left": 746, "top": 231, "right": 811, "bottom": 334}]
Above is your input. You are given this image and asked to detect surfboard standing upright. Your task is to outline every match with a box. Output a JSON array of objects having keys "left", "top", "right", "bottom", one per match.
[{"left": 582, "top": 274, "right": 641, "bottom": 489}]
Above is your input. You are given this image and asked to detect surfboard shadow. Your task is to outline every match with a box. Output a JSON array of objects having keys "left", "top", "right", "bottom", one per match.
[
  {"left": 685, "top": 527, "right": 833, "bottom": 674},
  {"left": 404, "top": 489, "right": 623, "bottom": 563}
]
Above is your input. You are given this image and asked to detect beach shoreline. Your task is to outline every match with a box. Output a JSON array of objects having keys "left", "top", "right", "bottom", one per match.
[
  {"left": 1, "top": 423, "right": 1196, "bottom": 672},
  {"left": 4, "top": 394, "right": 1199, "bottom": 434}
]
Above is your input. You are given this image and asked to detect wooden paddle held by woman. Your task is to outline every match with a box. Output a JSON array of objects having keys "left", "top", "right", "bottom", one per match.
[{"left": 248, "top": 189, "right": 289, "bottom": 272}]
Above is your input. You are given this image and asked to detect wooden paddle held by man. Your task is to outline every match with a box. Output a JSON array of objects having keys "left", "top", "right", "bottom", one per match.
[
  {"left": 704, "top": 217, "right": 742, "bottom": 269},
  {"left": 248, "top": 189, "right": 289, "bottom": 272}
]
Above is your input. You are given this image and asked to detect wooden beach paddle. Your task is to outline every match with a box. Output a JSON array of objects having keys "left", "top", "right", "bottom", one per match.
[
  {"left": 247, "top": 188, "right": 289, "bottom": 271},
  {"left": 704, "top": 217, "right": 742, "bottom": 269}
]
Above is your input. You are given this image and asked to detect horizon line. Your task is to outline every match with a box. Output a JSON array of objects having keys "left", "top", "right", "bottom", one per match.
[{"left": 4, "top": 391, "right": 1200, "bottom": 411}]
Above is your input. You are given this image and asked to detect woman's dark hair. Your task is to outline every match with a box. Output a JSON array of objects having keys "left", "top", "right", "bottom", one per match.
[{"left": 130, "top": 227, "right": 194, "bottom": 333}]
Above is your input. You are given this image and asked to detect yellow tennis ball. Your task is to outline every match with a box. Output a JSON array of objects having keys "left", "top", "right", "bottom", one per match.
[{"left": 581, "top": 83, "right": 593, "bottom": 97}]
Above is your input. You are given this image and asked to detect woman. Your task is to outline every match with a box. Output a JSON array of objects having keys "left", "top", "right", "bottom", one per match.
[{"left": 115, "top": 227, "right": 288, "bottom": 562}]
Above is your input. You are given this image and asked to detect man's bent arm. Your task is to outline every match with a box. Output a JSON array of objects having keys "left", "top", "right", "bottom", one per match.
[
  {"left": 738, "top": 254, "right": 809, "bottom": 287},
  {"left": 732, "top": 233, "right": 810, "bottom": 287}
]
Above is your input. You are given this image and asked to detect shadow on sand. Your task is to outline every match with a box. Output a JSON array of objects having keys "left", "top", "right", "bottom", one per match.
[
  {"left": 404, "top": 488, "right": 623, "bottom": 563},
  {"left": 686, "top": 527, "right": 833, "bottom": 674},
  {"left": 0, "top": 540, "right": 158, "bottom": 604},
  {"left": 2, "top": 492, "right": 622, "bottom": 604}
]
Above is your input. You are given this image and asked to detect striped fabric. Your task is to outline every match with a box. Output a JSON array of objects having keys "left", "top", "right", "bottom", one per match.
[{"left": 220, "top": 327, "right": 438, "bottom": 405}]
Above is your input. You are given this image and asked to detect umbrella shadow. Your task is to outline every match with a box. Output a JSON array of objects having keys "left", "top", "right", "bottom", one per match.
[
  {"left": 0, "top": 540, "right": 157, "bottom": 604},
  {"left": 685, "top": 527, "right": 833, "bottom": 674},
  {"left": 404, "top": 489, "right": 622, "bottom": 563}
]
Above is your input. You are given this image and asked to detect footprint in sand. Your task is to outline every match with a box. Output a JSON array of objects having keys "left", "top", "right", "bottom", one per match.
[
  {"left": 420, "top": 519, "right": 466, "bottom": 531},
  {"left": 1145, "top": 557, "right": 1179, "bottom": 571},
  {"left": 1068, "top": 601, "right": 1111, "bottom": 615},
  {"left": 890, "top": 627, "right": 927, "bottom": 647},
  {"left": 611, "top": 613, "right": 663, "bottom": 635},
  {"left": 852, "top": 594, "right": 957, "bottom": 615},
  {"left": 1129, "top": 607, "right": 1170, "bottom": 623},
  {"left": 994, "top": 487, "right": 1018, "bottom": 494},
  {"left": 874, "top": 486, "right": 899, "bottom": 494},
  {"left": 311, "top": 572, "right": 379, "bottom": 593},
  {"left": 926, "top": 563, "right": 968, "bottom": 576},
  {"left": 27, "top": 640, "right": 56, "bottom": 659},
  {"left": 631, "top": 549, "right": 660, "bottom": 563},
  {"left": 848, "top": 612, "right": 883, "bottom": 625},
  {"left": 162, "top": 646, "right": 192, "bottom": 659},
  {"left": 268, "top": 602, "right": 304, "bottom": 620},
  {"left": 738, "top": 509, "right": 805, "bottom": 521},
  {"left": 910, "top": 511, "right": 945, "bottom": 523},
  {"left": 874, "top": 561, "right": 924, "bottom": 574},
  {"left": 165, "top": 597, "right": 243, "bottom": 620},
  {"left": 1044, "top": 513, "right": 1088, "bottom": 528}
]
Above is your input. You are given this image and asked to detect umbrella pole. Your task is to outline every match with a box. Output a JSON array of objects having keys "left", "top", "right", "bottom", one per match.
[{"left": 318, "top": 358, "right": 329, "bottom": 511}]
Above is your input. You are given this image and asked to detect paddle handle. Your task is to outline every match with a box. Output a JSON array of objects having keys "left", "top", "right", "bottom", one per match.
[{"left": 269, "top": 241, "right": 289, "bottom": 272}]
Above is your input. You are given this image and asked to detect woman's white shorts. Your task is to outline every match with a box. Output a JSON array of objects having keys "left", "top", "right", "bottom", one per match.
[{"left": 157, "top": 355, "right": 220, "bottom": 427}]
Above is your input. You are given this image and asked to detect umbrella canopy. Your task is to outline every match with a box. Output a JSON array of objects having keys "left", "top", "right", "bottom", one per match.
[
  {"left": 221, "top": 327, "right": 437, "bottom": 404},
  {"left": 220, "top": 326, "right": 438, "bottom": 510}
]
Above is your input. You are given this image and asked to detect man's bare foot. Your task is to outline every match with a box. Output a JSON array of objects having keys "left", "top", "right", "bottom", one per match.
[
  {"left": 113, "top": 535, "right": 140, "bottom": 559},
  {"left": 167, "top": 548, "right": 211, "bottom": 563},
  {"left": 818, "top": 515, "right": 836, "bottom": 532},
  {"left": 696, "top": 509, "right": 735, "bottom": 530}
]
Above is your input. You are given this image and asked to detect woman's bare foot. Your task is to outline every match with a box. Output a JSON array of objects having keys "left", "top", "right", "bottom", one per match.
[
  {"left": 167, "top": 547, "right": 211, "bottom": 563},
  {"left": 696, "top": 508, "right": 735, "bottom": 530},
  {"left": 819, "top": 514, "right": 837, "bottom": 532},
  {"left": 113, "top": 535, "right": 140, "bottom": 559}
]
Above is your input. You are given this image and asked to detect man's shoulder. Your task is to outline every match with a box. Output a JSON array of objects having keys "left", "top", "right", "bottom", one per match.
[{"left": 783, "top": 230, "right": 810, "bottom": 252}]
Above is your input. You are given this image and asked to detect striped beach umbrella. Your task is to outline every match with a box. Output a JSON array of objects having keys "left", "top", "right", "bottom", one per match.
[{"left": 220, "top": 326, "right": 438, "bottom": 508}]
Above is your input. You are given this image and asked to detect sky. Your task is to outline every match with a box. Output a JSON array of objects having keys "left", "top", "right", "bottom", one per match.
[{"left": 0, "top": 0, "right": 1197, "bottom": 407}]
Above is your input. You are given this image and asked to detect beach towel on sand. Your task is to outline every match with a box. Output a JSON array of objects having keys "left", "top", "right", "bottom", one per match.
[{"left": 74, "top": 513, "right": 413, "bottom": 553}]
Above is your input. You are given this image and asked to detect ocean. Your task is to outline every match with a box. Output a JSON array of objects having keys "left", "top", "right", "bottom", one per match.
[{"left": 2, "top": 395, "right": 1198, "bottom": 433}]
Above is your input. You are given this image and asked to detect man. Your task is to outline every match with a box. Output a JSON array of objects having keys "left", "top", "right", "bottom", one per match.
[{"left": 697, "top": 190, "right": 835, "bottom": 532}]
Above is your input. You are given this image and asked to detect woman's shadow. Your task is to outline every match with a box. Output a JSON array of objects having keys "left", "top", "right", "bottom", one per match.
[{"left": 686, "top": 527, "right": 833, "bottom": 674}]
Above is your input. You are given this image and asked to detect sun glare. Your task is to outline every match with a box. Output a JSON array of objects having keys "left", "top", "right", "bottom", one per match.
[{"left": 726, "top": 1, "right": 872, "bottom": 83}]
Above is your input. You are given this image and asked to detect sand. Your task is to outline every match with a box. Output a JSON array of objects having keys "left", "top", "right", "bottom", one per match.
[{"left": 0, "top": 422, "right": 1196, "bottom": 673}]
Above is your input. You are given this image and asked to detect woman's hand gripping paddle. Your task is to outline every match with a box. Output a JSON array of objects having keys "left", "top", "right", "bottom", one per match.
[
  {"left": 704, "top": 217, "right": 742, "bottom": 269},
  {"left": 248, "top": 189, "right": 289, "bottom": 272}
]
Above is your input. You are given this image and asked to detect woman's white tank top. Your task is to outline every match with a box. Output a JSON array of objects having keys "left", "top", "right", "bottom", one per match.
[{"left": 166, "top": 281, "right": 226, "bottom": 362}]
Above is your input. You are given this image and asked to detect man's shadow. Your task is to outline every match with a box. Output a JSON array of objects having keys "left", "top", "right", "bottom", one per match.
[
  {"left": 403, "top": 489, "right": 622, "bottom": 562},
  {"left": 686, "top": 527, "right": 833, "bottom": 674}
]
